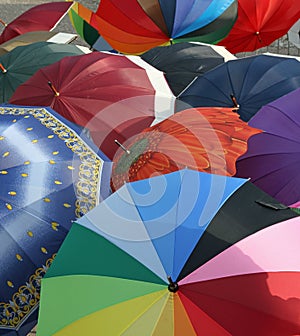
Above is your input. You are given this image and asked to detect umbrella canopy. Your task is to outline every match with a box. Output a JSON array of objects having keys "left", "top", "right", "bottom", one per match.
[
  {"left": 68, "top": 2, "right": 113, "bottom": 52},
  {"left": 68, "top": 2, "right": 102, "bottom": 49},
  {"left": 140, "top": 42, "right": 236, "bottom": 96},
  {"left": 71, "top": 0, "right": 238, "bottom": 55},
  {"left": 0, "top": 41, "right": 84, "bottom": 103},
  {"left": 0, "top": 31, "right": 79, "bottom": 57},
  {"left": 0, "top": 2, "right": 74, "bottom": 44},
  {"left": 288, "top": 19, "right": 300, "bottom": 49},
  {"left": 110, "top": 107, "right": 261, "bottom": 191},
  {"left": 0, "top": 104, "right": 111, "bottom": 336},
  {"left": 9, "top": 51, "right": 176, "bottom": 160},
  {"left": 235, "top": 87, "right": 300, "bottom": 206},
  {"left": 37, "top": 169, "right": 299, "bottom": 335},
  {"left": 217, "top": 0, "right": 300, "bottom": 54},
  {"left": 0, "top": 31, "right": 57, "bottom": 56},
  {"left": 177, "top": 54, "right": 300, "bottom": 122}
]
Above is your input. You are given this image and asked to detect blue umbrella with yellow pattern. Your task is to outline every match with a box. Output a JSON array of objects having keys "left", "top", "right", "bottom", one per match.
[{"left": 0, "top": 104, "right": 112, "bottom": 336}]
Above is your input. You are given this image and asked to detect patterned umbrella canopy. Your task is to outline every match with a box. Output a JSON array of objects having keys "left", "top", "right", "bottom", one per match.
[{"left": 0, "top": 105, "right": 111, "bottom": 336}]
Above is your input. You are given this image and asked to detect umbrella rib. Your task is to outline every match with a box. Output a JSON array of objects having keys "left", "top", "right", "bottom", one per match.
[{"left": 119, "top": 291, "right": 169, "bottom": 335}]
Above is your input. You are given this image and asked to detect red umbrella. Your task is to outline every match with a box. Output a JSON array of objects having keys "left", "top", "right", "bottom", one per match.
[
  {"left": 110, "top": 107, "right": 261, "bottom": 191},
  {"left": 0, "top": 1, "right": 74, "bottom": 44},
  {"left": 9, "top": 52, "right": 175, "bottom": 160},
  {"left": 217, "top": 0, "right": 300, "bottom": 54}
]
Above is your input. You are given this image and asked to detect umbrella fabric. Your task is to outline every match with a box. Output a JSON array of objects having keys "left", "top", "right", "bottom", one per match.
[
  {"left": 37, "top": 169, "right": 299, "bottom": 335},
  {"left": 0, "top": 41, "right": 84, "bottom": 103},
  {"left": 71, "top": 0, "right": 238, "bottom": 55},
  {"left": 288, "top": 19, "right": 300, "bottom": 49},
  {"left": 140, "top": 42, "right": 236, "bottom": 96},
  {"left": 0, "top": 105, "right": 111, "bottom": 336},
  {"left": 68, "top": 2, "right": 101, "bottom": 49},
  {"left": 0, "top": 31, "right": 57, "bottom": 56},
  {"left": 235, "top": 87, "right": 300, "bottom": 206},
  {"left": 177, "top": 54, "right": 300, "bottom": 122},
  {"left": 0, "top": 2, "right": 74, "bottom": 44},
  {"left": 110, "top": 107, "right": 261, "bottom": 191},
  {"left": 217, "top": 0, "right": 300, "bottom": 54},
  {"left": 9, "top": 51, "right": 176, "bottom": 160}
]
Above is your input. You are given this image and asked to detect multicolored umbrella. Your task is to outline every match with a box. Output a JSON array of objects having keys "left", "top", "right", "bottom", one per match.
[
  {"left": 235, "top": 87, "right": 300, "bottom": 206},
  {"left": 70, "top": 0, "right": 238, "bottom": 55},
  {"left": 0, "top": 2, "right": 74, "bottom": 44},
  {"left": 217, "top": 0, "right": 300, "bottom": 53},
  {"left": 0, "top": 41, "right": 84, "bottom": 103},
  {"left": 68, "top": 2, "right": 101, "bottom": 49},
  {"left": 140, "top": 42, "right": 236, "bottom": 96},
  {"left": 37, "top": 169, "right": 300, "bottom": 335},
  {"left": 110, "top": 107, "right": 261, "bottom": 191},
  {"left": 0, "top": 104, "right": 111, "bottom": 336},
  {"left": 9, "top": 51, "right": 176, "bottom": 160},
  {"left": 177, "top": 54, "right": 300, "bottom": 121}
]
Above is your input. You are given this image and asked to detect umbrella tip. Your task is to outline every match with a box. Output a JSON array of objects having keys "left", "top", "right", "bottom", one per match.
[
  {"left": 167, "top": 276, "right": 179, "bottom": 293},
  {"left": 48, "top": 81, "right": 60, "bottom": 97},
  {"left": 0, "top": 18, "right": 7, "bottom": 27},
  {"left": 115, "top": 140, "right": 130, "bottom": 155},
  {"left": 0, "top": 63, "right": 7, "bottom": 73}
]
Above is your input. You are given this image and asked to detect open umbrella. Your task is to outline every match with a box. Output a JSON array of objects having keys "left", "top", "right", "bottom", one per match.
[
  {"left": 0, "top": 31, "right": 78, "bottom": 57},
  {"left": 110, "top": 107, "right": 261, "bottom": 191},
  {"left": 177, "top": 54, "right": 300, "bottom": 122},
  {"left": 140, "top": 42, "right": 236, "bottom": 96},
  {"left": 0, "top": 41, "right": 84, "bottom": 103},
  {"left": 9, "top": 51, "right": 176, "bottom": 160},
  {"left": 68, "top": 1, "right": 112, "bottom": 51},
  {"left": 0, "top": 2, "right": 74, "bottom": 44},
  {"left": 217, "top": 0, "right": 300, "bottom": 54},
  {"left": 70, "top": 0, "right": 238, "bottom": 55},
  {"left": 235, "top": 87, "right": 300, "bottom": 206},
  {"left": 36, "top": 169, "right": 299, "bottom": 335},
  {"left": 0, "top": 104, "right": 111, "bottom": 336}
]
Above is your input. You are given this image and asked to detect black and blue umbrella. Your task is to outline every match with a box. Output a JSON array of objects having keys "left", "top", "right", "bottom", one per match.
[
  {"left": 0, "top": 104, "right": 111, "bottom": 336},
  {"left": 177, "top": 54, "right": 300, "bottom": 121}
]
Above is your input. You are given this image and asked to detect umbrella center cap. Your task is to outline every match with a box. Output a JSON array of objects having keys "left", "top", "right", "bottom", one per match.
[{"left": 167, "top": 276, "right": 179, "bottom": 293}]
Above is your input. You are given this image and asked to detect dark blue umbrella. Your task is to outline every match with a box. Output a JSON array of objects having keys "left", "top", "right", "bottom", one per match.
[
  {"left": 0, "top": 104, "right": 112, "bottom": 336},
  {"left": 177, "top": 54, "right": 300, "bottom": 121}
]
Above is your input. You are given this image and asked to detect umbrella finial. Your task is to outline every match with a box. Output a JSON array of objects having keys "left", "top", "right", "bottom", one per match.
[
  {"left": 255, "top": 31, "right": 262, "bottom": 43},
  {"left": 114, "top": 140, "right": 130, "bottom": 155},
  {"left": 48, "top": 81, "right": 60, "bottom": 97},
  {"left": 230, "top": 94, "right": 239, "bottom": 110},
  {"left": 0, "top": 18, "right": 7, "bottom": 27},
  {"left": 167, "top": 276, "right": 179, "bottom": 293},
  {"left": 0, "top": 63, "right": 7, "bottom": 73}
]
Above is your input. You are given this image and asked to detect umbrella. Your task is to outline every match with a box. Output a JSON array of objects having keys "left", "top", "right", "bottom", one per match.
[
  {"left": 110, "top": 107, "right": 261, "bottom": 191},
  {"left": 71, "top": 0, "right": 238, "bottom": 55},
  {"left": 68, "top": 1, "right": 112, "bottom": 51},
  {"left": 288, "top": 19, "right": 300, "bottom": 49},
  {"left": 140, "top": 42, "right": 236, "bottom": 96},
  {"left": 216, "top": 0, "right": 300, "bottom": 54},
  {"left": 0, "top": 41, "right": 84, "bottom": 103},
  {"left": 36, "top": 169, "right": 300, "bottom": 335},
  {"left": 9, "top": 51, "right": 176, "bottom": 160},
  {"left": 235, "top": 87, "right": 300, "bottom": 206},
  {"left": 0, "top": 104, "right": 112, "bottom": 336},
  {"left": 0, "top": 1, "right": 74, "bottom": 44},
  {"left": 177, "top": 54, "right": 300, "bottom": 122},
  {"left": 0, "top": 31, "right": 78, "bottom": 57}
]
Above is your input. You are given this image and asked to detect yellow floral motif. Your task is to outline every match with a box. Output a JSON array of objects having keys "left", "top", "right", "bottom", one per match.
[{"left": 0, "top": 255, "right": 56, "bottom": 328}]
